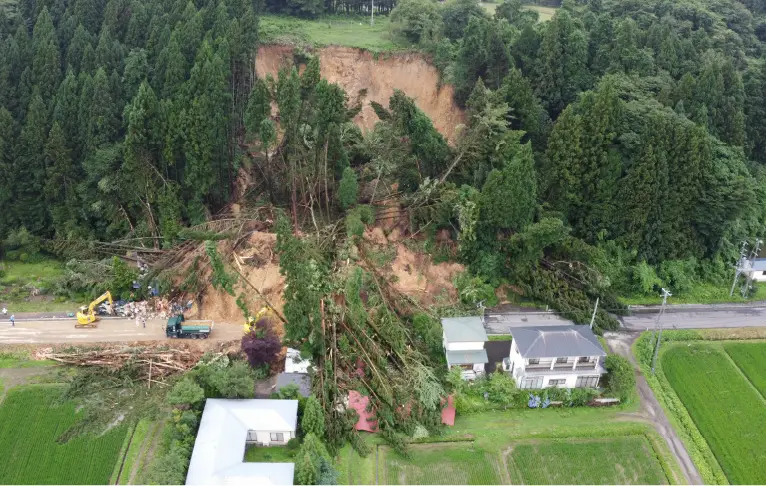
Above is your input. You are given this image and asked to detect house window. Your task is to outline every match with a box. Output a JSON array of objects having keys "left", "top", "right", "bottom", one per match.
[
  {"left": 548, "top": 379, "right": 566, "bottom": 386},
  {"left": 575, "top": 376, "right": 600, "bottom": 388},
  {"left": 762, "top": 271, "right": 766, "bottom": 276},
  {"left": 521, "top": 377, "right": 544, "bottom": 389},
  {"left": 556, "top": 357, "right": 568, "bottom": 364},
  {"left": 270, "top": 433, "right": 285, "bottom": 442},
  {"left": 578, "top": 356, "right": 589, "bottom": 363},
  {"left": 528, "top": 358, "right": 540, "bottom": 365}
]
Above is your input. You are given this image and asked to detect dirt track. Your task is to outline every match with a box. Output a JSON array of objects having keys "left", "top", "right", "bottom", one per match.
[{"left": 0, "top": 318, "right": 243, "bottom": 345}]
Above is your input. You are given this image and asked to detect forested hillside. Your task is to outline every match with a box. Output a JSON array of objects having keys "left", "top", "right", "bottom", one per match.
[{"left": 1, "top": 0, "right": 766, "bottom": 327}]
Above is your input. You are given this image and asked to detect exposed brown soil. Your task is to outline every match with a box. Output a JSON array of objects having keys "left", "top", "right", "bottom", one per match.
[{"left": 256, "top": 45, "right": 465, "bottom": 141}]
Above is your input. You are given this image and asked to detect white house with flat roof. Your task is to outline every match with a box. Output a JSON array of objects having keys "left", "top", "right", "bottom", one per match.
[
  {"left": 743, "top": 258, "right": 766, "bottom": 282},
  {"left": 442, "top": 316, "right": 488, "bottom": 380},
  {"left": 503, "top": 325, "right": 607, "bottom": 389},
  {"left": 186, "top": 399, "right": 298, "bottom": 485}
]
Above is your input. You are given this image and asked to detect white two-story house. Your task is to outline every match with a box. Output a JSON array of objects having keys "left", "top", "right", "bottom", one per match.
[
  {"left": 442, "top": 316, "right": 488, "bottom": 380},
  {"left": 504, "top": 325, "right": 607, "bottom": 389}
]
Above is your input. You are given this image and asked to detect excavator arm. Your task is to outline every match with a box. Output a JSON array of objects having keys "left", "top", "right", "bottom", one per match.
[{"left": 88, "top": 291, "right": 113, "bottom": 314}]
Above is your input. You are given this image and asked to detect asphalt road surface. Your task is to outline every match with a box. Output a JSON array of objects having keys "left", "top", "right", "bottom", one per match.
[
  {"left": 620, "top": 305, "right": 766, "bottom": 330},
  {"left": 0, "top": 318, "right": 243, "bottom": 345},
  {"left": 484, "top": 304, "right": 766, "bottom": 334}
]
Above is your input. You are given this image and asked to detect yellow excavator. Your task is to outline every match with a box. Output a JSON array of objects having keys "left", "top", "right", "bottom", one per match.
[
  {"left": 243, "top": 307, "right": 276, "bottom": 334},
  {"left": 76, "top": 291, "right": 114, "bottom": 328}
]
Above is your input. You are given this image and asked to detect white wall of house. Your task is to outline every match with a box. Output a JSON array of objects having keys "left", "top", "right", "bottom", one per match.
[
  {"left": 516, "top": 373, "right": 602, "bottom": 389},
  {"left": 748, "top": 270, "right": 766, "bottom": 282},
  {"left": 249, "top": 429, "right": 294, "bottom": 446},
  {"left": 442, "top": 331, "right": 485, "bottom": 351},
  {"left": 508, "top": 341, "right": 603, "bottom": 389}
]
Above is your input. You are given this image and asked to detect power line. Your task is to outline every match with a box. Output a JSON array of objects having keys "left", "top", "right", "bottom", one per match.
[{"left": 651, "top": 288, "right": 672, "bottom": 374}]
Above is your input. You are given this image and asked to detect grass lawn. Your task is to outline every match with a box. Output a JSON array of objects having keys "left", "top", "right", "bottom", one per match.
[
  {"left": 0, "top": 385, "right": 128, "bottom": 484},
  {"left": 245, "top": 444, "right": 296, "bottom": 462},
  {"left": 525, "top": 4, "right": 557, "bottom": 21},
  {"left": 0, "top": 359, "right": 58, "bottom": 369},
  {"left": 341, "top": 406, "right": 681, "bottom": 485},
  {"left": 0, "top": 259, "right": 64, "bottom": 285},
  {"left": 260, "top": 15, "right": 408, "bottom": 52},
  {"left": 383, "top": 443, "right": 501, "bottom": 484},
  {"left": 508, "top": 437, "right": 667, "bottom": 484},
  {"left": 662, "top": 343, "right": 766, "bottom": 484},
  {"left": 723, "top": 342, "right": 766, "bottom": 397}
]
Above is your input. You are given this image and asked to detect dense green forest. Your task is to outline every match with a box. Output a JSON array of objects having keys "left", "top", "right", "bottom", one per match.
[{"left": 2, "top": 0, "right": 766, "bottom": 328}]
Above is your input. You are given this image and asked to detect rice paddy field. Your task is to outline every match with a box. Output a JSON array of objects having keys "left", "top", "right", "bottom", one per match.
[
  {"left": 0, "top": 385, "right": 128, "bottom": 484},
  {"left": 380, "top": 434, "right": 670, "bottom": 485},
  {"left": 507, "top": 437, "right": 667, "bottom": 485},
  {"left": 383, "top": 443, "right": 502, "bottom": 485},
  {"left": 662, "top": 342, "right": 766, "bottom": 484}
]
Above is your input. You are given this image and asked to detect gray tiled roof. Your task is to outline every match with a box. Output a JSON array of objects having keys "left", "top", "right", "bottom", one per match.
[
  {"left": 441, "top": 316, "right": 488, "bottom": 342},
  {"left": 510, "top": 325, "right": 606, "bottom": 359},
  {"left": 276, "top": 373, "right": 311, "bottom": 397},
  {"left": 446, "top": 349, "right": 489, "bottom": 365}
]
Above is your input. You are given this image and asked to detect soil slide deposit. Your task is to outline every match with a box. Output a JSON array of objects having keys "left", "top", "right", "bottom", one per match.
[{"left": 256, "top": 45, "right": 465, "bottom": 140}]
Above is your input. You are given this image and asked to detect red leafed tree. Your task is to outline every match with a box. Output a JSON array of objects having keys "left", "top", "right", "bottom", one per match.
[{"left": 241, "top": 317, "right": 281, "bottom": 368}]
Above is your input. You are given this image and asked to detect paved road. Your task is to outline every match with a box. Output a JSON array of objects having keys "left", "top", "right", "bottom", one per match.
[
  {"left": 0, "top": 318, "right": 242, "bottom": 345},
  {"left": 484, "top": 304, "right": 766, "bottom": 333},
  {"left": 620, "top": 305, "right": 766, "bottom": 330},
  {"left": 604, "top": 332, "right": 702, "bottom": 485}
]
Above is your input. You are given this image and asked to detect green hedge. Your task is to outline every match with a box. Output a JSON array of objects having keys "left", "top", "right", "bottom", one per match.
[{"left": 633, "top": 332, "right": 728, "bottom": 485}]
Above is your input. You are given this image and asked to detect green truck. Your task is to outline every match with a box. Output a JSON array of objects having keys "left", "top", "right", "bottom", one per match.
[{"left": 166, "top": 315, "right": 213, "bottom": 339}]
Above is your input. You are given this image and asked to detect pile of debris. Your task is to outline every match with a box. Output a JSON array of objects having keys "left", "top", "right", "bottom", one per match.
[{"left": 35, "top": 345, "right": 218, "bottom": 387}]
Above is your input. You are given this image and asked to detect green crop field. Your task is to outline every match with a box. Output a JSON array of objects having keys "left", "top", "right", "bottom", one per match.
[
  {"left": 662, "top": 344, "right": 766, "bottom": 484},
  {"left": 383, "top": 444, "right": 502, "bottom": 485},
  {"left": 260, "top": 15, "right": 407, "bottom": 52},
  {"left": 507, "top": 437, "right": 667, "bottom": 484},
  {"left": 0, "top": 385, "right": 128, "bottom": 484},
  {"left": 723, "top": 342, "right": 766, "bottom": 397}
]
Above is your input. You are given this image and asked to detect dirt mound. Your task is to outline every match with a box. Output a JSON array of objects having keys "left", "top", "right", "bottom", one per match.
[
  {"left": 196, "top": 232, "right": 285, "bottom": 323},
  {"left": 255, "top": 45, "right": 465, "bottom": 141}
]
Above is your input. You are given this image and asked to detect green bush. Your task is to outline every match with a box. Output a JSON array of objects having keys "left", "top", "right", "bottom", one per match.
[
  {"left": 454, "top": 271, "right": 498, "bottom": 307},
  {"left": 287, "top": 437, "right": 300, "bottom": 450},
  {"left": 631, "top": 261, "right": 662, "bottom": 295},
  {"left": 167, "top": 378, "right": 205, "bottom": 408},
  {"left": 337, "top": 167, "right": 359, "bottom": 210},
  {"left": 603, "top": 355, "right": 636, "bottom": 401},
  {"left": 3, "top": 228, "right": 42, "bottom": 262}
]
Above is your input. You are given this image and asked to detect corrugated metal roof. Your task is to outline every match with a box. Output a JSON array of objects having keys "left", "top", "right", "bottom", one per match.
[
  {"left": 441, "top": 316, "right": 488, "bottom": 342},
  {"left": 446, "top": 349, "right": 489, "bottom": 365},
  {"left": 276, "top": 373, "right": 311, "bottom": 397},
  {"left": 510, "top": 326, "right": 606, "bottom": 359}
]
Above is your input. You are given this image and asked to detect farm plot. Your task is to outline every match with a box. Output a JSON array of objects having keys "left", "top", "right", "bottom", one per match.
[
  {"left": 507, "top": 436, "right": 667, "bottom": 485},
  {"left": 723, "top": 342, "right": 766, "bottom": 397},
  {"left": 662, "top": 344, "right": 766, "bottom": 484},
  {"left": 0, "top": 385, "right": 128, "bottom": 484},
  {"left": 383, "top": 443, "right": 502, "bottom": 485}
]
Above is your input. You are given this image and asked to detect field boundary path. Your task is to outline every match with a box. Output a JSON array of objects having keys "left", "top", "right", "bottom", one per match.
[{"left": 604, "top": 332, "right": 702, "bottom": 485}]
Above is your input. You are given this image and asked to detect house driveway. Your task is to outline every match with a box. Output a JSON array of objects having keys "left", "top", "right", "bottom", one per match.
[
  {"left": 603, "top": 332, "right": 702, "bottom": 485},
  {"left": 484, "top": 341, "right": 511, "bottom": 374}
]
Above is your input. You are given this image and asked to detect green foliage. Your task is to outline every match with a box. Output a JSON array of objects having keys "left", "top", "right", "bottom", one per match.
[
  {"left": 287, "top": 437, "right": 301, "bottom": 450},
  {"left": 205, "top": 241, "right": 236, "bottom": 296},
  {"left": 295, "top": 433, "right": 333, "bottom": 485},
  {"left": 390, "top": 0, "right": 443, "bottom": 44},
  {"left": 631, "top": 261, "right": 662, "bottom": 295},
  {"left": 454, "top": 271, "right": 497, "bottom": 307},
  {"left": 2, "top": 227, "right": 42, "bottom": 261},
  {"left": 167, "top": 378, "right": 205, "bottom": 408},
  {"left": 337, "top": 167, "right": 359, "bottom": 210},
  {"left": 110, "top": 256, "right": 139, "bottom": 300},
  {"left": 302, "top": 396, "right": 326, "bottom": 438},
  {"left": 603, "top": 355, "right": 635, "bottom": 402}
]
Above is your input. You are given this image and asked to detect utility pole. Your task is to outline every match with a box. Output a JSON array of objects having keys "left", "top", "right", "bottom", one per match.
[
  {"left": 589, "top": 297, "right": 599, "bottom": 330},
  {"left": 651, "top": 288, "right": 672, "bottom": 374},
  {"left": 730, "top": 241, "right": 748, "bottom": 297},
  {"left": 370, "top": 0, "right": 374, "bottom": 25},
  {"left": 742, "top": 239, "right": 763, "bottom": 298}
]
